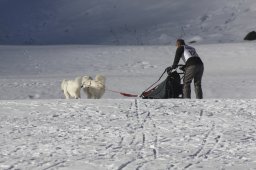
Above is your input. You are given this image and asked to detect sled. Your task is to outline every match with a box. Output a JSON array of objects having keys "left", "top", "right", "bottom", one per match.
[{"left": 140, "top": 65, "right": 185, "bottom": 99}]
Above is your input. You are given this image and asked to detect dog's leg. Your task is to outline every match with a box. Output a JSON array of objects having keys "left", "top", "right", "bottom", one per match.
[
  {"left": 87, "top": 92, "right": 92, "bottom": 99},
  {"left": 64, "top": 91, "right": 70, "bottom": 99},
  {"left": 95, "top": 94, "right": 99, "bottom": 99},
  {"left": 76, "top": 93, "right": 81, "bottom": 99},
  {"left": 83, "top": 88, "right": 91, "bottom": 99},
  {"left": 74, "top": 92, "right": 81, "bottom": 99},
  {"left": 93, "top": 94, "right": 97, "bottom": 99}
]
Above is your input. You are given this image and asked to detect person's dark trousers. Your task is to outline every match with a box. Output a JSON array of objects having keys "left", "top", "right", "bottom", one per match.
[{"left": 183, "top": 64, "right": 204, "bottom": 99}]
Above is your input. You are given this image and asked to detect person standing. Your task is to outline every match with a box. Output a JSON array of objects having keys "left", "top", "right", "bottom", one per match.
[{"left": 167, "top": 39, "right": 204, "bottom": 99}]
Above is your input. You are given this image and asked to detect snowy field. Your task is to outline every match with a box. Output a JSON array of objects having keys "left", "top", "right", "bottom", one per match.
[
  {"left": 0, "top": 43, "right": 256, "bottom": 169},
  {"left": 1, "top": 43, "right": 256, "bottom": 99},
  {"left": 1, "top": 99, "right": 256, "bottom": 170}
]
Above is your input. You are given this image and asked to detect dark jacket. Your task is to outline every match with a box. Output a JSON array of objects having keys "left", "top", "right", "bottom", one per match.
[{"left": 172, "top": 45, "right": 203, "bottom": 69}]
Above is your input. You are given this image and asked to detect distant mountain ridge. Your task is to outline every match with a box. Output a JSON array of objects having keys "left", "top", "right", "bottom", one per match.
[{"left": 0, "top": 0, "right": 255, "bottom": 45}]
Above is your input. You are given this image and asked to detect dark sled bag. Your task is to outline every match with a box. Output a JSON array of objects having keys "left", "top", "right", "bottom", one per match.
[{"left": 141, "top": 71, "right": 183, "bottom": 99}]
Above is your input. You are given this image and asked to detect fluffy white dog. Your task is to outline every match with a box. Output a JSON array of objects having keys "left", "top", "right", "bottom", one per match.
[
  {"left": 61, "top": 76, "right": 92, "bottom": 99},
  {"left": 81, "top": 75, "right": 93, "bottom": 98},
  {"left": 81, "top": 74, "right": 106, "bottom": 99}
]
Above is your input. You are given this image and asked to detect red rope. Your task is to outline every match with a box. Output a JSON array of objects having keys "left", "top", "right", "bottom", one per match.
[
  {"left": 106, "top": 89, "right": 138, "bottom": 97},
  {"left": 120, "top": 92, "right": 138, "bottom": 97}
]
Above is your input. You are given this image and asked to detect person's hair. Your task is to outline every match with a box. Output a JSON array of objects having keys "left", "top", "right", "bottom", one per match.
[{"left": 176, "top": 39, "right": 185, "bottom": 45}]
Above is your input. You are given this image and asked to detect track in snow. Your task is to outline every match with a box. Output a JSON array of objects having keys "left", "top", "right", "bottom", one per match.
[{"left": 0, "top": 99, "right": 256, "bottom": 170}]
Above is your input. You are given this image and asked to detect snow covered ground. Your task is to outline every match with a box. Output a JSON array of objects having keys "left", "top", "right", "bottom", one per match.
[
  {"left": 0, "top": 42, "right": 256, "bottom": 99},
  {"left": 1, "top": 99, "right": 256, "bottom": 169},
  {"left": 0, "top": 43, "right": 256, "bottom": 169}
]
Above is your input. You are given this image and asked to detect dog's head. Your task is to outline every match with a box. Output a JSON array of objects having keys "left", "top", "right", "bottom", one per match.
[{"left": 81, "top": 76, "right": 93, "bottom": 88}]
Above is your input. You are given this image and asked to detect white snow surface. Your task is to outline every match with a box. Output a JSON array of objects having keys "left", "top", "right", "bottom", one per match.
[
  {"left": 1, "top": 99, "right": 256, "bottom": 170},
  {"left": 0, "top": 43, "right": 256, "bottom": 99},
  {"left": 1, "top": 43, "right": 256, "bottom": 169}
]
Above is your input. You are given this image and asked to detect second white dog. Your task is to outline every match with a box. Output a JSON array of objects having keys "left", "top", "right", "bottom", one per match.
[{"left": 81, "top": 74, "right": 106, "bottom": 99}]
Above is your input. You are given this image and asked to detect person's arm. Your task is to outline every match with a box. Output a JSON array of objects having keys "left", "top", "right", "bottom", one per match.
[{"left": 172, "top": 46, "right": 184, "bottom": 69}]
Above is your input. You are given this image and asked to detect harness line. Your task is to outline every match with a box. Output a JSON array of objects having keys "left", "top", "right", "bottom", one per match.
[{"left": 106, "top": 89, "right": 139, "bottom": 97}]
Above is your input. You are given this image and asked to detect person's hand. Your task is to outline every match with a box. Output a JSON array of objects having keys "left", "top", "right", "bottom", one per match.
[
  {"left": 166, "top": 66, "right": 172, "bottom": 73},
  {"left": 180, "top": 65, "right": 186, "bottom": 71},
  {"left": 172, "top": 65, "right": 178, "bottom": 70}
]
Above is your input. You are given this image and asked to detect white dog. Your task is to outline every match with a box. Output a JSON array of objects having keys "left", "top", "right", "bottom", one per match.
[
  {"left": 81, "top": 75, "right": 93, "bottom": 98},
  {"left": 61, "top": 76, "right": 92, "bottom": 99},
  {"left": 81, "top": 74, "right": 106, "bottom": 99}
]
